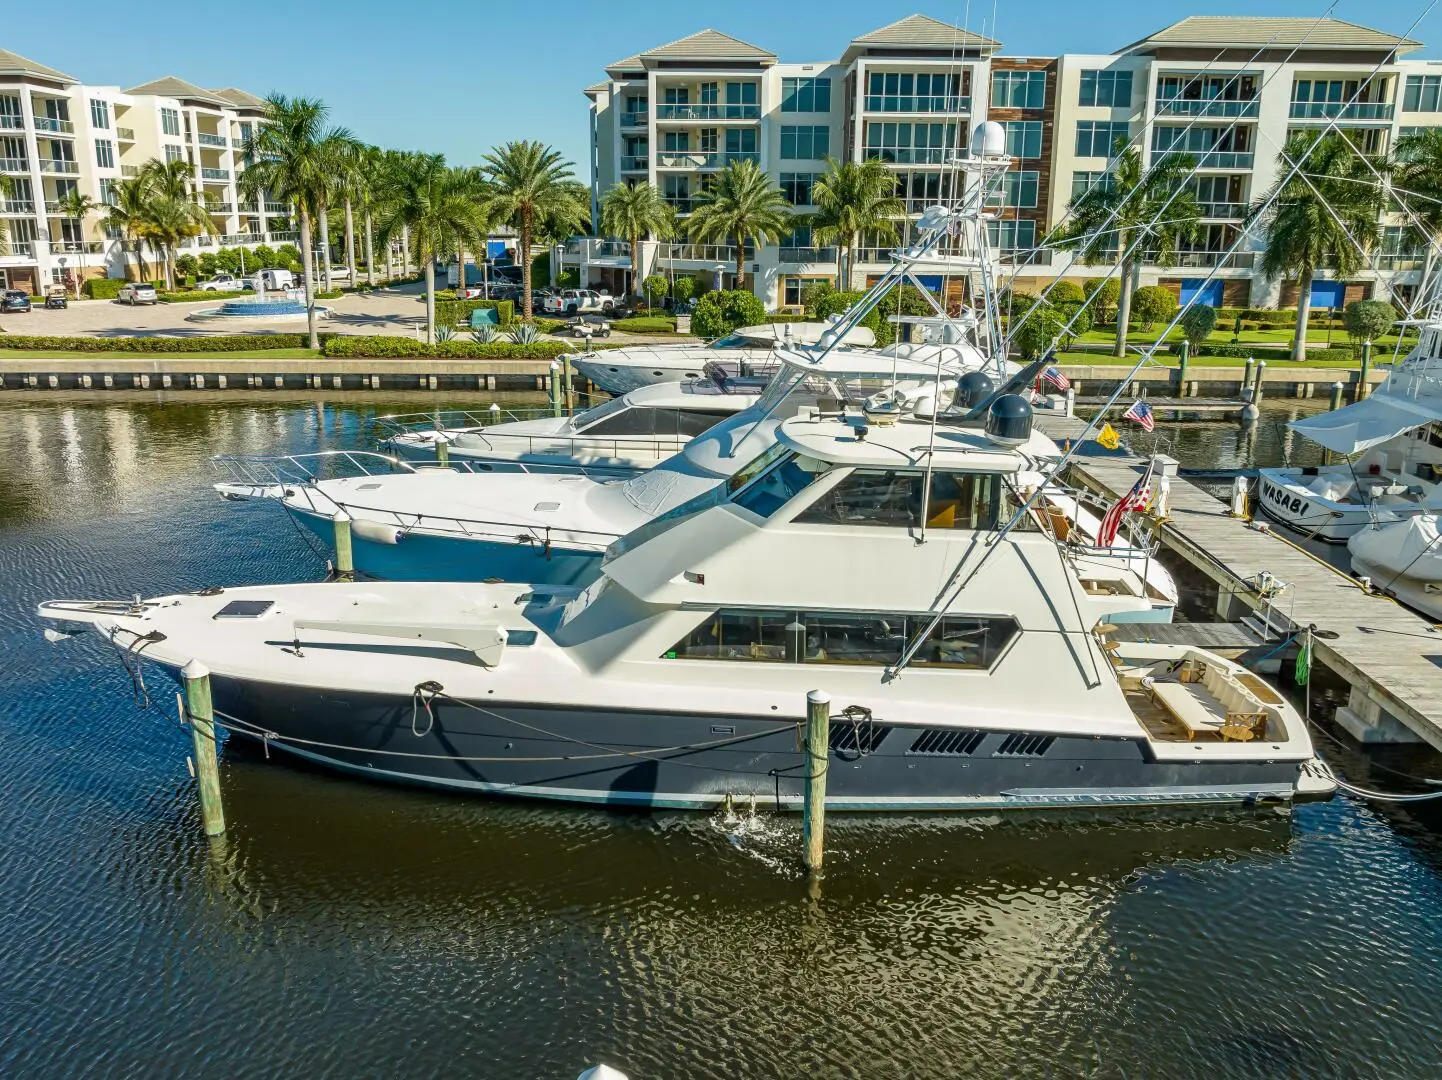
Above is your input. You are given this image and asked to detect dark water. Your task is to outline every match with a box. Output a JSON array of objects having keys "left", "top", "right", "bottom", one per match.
[{"left": 3, "top": 394, "right": 1442, "bottom": 1080}]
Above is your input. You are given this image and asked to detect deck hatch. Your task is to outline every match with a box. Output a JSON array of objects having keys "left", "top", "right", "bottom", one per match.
[
  {"left": 829, "top": 722, "right": 892, "bottom": 755},
  {"left": 907, "top": 728, "right": 986, "bottom": 756},
  {"left": 994, "top": 733, "right": 1054, "bottom": 757},
  {"left": 213, "top": 600, "right": 275, "bottom": 620}
]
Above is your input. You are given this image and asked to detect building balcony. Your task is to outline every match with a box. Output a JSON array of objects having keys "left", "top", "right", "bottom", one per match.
[
  {"left": 0, "top": 157, "right": 30, "bottom": 173},
  {"left": 33, "top": 116, "right": 74, "bottom": 134},
  {"left": 121, "top": 165, "right": 141, "bottom": 177},
  {"left": 263, "top": 201, "right": 288, "bottom": 214},
  {"left": 655, "top": 103, "right": 760, "bottom": 121},
  {"left": 1289, "top": 101, "right": 1393, "bottom": 121},
  {"left": 43, "top": 200, "right": 63, "bottom": 213},
  {"left": 200, "top": 167, "right": 231, "bottom": 181},
  {"left": 620, "top": 112, "right": 649, "bottom": 130},
  {"left": 0, "top": 199, "right": 35, "bottom": 214},
  {"left": 219, "top": 232, "right": 263, "bottom": 245},
  {"left": 659, "top": 242, "right": 747, "bottom": 262},
  {"left": 232, "top": 137, "right": 247, "bottom": 150},
  {"left": 779, "top": 246, "right": 836, "bottom": 263},
  {"left": 863, "top": 148, "right": 951, "bottom": 165},
  {"left": 620, "top": 155, "right": 649, "bottom": 171},
  {"left": 1154, "top": 148, "right": 1253, "bottom": 169},
  {"left": 1154, "top": 250, "right": 1256, "bottom": 269},
  {"left": 2, "top": 242, "right": 35, "bottom": 258},
  {"left": 863, "top": 95, "right": 969, "bottom": 114},
  {"left": 999, "top": 248, "right": 1053, "bottom": 267},
  {"left": 1156, "top": 98, "right": 1259, "bottom": 118},
  {"left": 197, "top": 132, "right": 228, "bottom": 148},
  {"left": 1198, "top": 201, "right": 1246, "bottom": 219},
  {"left": 267, "top": 230, "right": 298, "bottom": 243},
  {"left": 116, "top": 126, "right": 135, "bottom": 141},
  {"left": 655, "top": 151, "right": 759, "bottom": 169},
  {"left": 50, "top": 240, "right": 106, "bottom": 254},
  {"left": 38, "top": 159, "right": 79, "bottom": 174},
  {"left": 0, "top": 115, "right": 23, "bottom": 130},
  {"left": 207, "top": 202, "right": 235, "bottom": 214},
  {"left": 853, "top": 247, "right": 894, "bottom": 263},
  {"left": 1375, "top": 253, "right": 1426, "bottom": 270},
  {"left": 662, "top": 197, "right": 700, "bottom": 213}
]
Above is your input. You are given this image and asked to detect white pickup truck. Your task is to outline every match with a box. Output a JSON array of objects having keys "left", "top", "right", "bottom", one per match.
[
  {"left": 542, "top": 289, "right": 616, "bottom": 315},
  {"left": 195, "top": 273, "right": 247, "bottom": 291}
]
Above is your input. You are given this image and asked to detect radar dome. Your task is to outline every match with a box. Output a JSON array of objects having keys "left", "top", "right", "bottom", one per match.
[
  {"left": 956, "top": 370, "right": 996, "bottom": 411},
  {"left": 985, "top": 393, "right": 1034, "bottom": 446},
  {"left": 971, "top": 121, "right": 1006, "bottom": 158}
]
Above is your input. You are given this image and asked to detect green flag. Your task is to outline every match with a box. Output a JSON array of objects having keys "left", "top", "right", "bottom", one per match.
[{"left": 1295, "top": 633, "right": 1311, "bottom": 687}]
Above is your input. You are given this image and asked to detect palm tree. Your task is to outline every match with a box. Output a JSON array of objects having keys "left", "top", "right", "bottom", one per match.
[
  {"left": 375, "top": 153, "right": 490, "bottom": 344},
  {"left": 808, "top": 157, "right": 904, "bottom": 289},
  {"left": 1389, "top": 128, "right": 1442, "bottom": 293},
  {"left": 1251, "top": 131, "right": 1385, "bottom": 361},
  {"left": 0, "top": 175, "right": 11, "bottom": 253},
  {"left": 55, "top": 190, "right": 98, "bottom": 288},
  {"left": 1059, "top": 143, "right": 1201, "bottom": 357},
  {"left": 353, "top": 144, "right": 388, "bottom": 286},
  {"left": 241, "top": 95, "right": 352, "bottom": 349},
  {"left": 599, "top": 181, "right": 675, "bottom": 298},
  {"left": 687, "top": 159, "right": 791, "bottom": 290},
  {"left": 105, "top": 177, "right": 154, "bottom": 282},
  {"left": 332, "top": 140, "right": 368, "bottom": 287},
  {"left": 135, "top": 160, "right": 213, "bottom": 289},
  {"left": 445, "top": 165, "right": 489, "bottom": 296},
  {"left": 482, "top": 141, "right": 589, "bottom": 319}
]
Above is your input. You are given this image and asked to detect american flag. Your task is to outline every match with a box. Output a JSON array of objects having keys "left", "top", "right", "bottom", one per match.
[
  {"left": 1097, "top": 463, "right": 1155, "bottom": 547},
  {"left": 1041, "top": 366, "right": 1071, "bottom": 392},
  {"left": 1123, "top": 399, "right": 1155, "bottom": 432}
]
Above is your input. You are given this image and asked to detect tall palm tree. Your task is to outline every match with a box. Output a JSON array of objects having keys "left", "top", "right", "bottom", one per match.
[
  {"left": 332, "top": 140, "right": 368, "bottom": 287},
  {"left": 599, "top": 181, "right": 675, "bottom": 298},
  {"left": 808, "top": 157, "right": 904, "bottom": 289},
  {"left": 687, "top": 159, "right": 791, "bottom": 290},
  {"left": 1251, "top": 131, "right": 1385, "bottom": 361},
  {"left": 482, "top": 141, "right": 589, "bottom": 319},
  {"left": 354, "top": 144, "right": 387, "bottom": 286},
  {"left": 55, "top": 190, "right": 98, "bottom": 286},
  {"left": 135, "top": 160, "right": 212, "bottom": 288},
  {"left": 1059, "top": 143, "right": 1201, "bottom": 357},
  {"left": 105, "top": 177, "right": 154, "bottom": 282},
  {"left": 241, "top": 95, "right": 352, "bottom": 349},
  {"left": 1389, "top": 128, "right": 1442, "bottom": 294},
  {"left": 0, "top": 175, "right": 11, "bottom": 253},
  {"left": 445, "top": 165, "right": 489, "bottom": 296},
  {"left": 375, "top": 153, "right": 490, "bottom": 343}
]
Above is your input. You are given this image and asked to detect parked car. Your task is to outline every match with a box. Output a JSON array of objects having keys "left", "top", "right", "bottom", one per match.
[
  {"left": 2, "top": 289, "right": 32, "bottom": 313},
  {"left": 567, "top": 313, "right": 611, "bottom": 338},
  {"left": 195, "top": 273, "right": 241, "bottom": 291},
  {"left": 117, "top": 282, "right": 158, "bottom": 305}
]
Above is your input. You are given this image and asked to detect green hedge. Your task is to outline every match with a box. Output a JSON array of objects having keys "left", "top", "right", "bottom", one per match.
[
  {"left": 1181, "top": 342, "right": 1357, "bottom": 363},
  {"left": 83, "top": 278, "right": 125, "bottom": 300},
  {"left": 613, "top": 316, "right": 677, "bottom": 333},
  {"left": 158, "top": 289, "right": 250, "bottom": 303},
  {"left": 0, "top": 334, "right": 307, "bottom": 352},
  {"left": 322, "top": 336, "right": 616, "bottom": 359},
  {"left": 436, "top": 298, "right": 515, "bottom": 328},
  {"left": 315, "top": 288, "right": 344, "bottom": 300}
]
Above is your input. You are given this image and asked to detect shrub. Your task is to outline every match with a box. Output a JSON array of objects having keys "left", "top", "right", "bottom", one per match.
[
  {"left": 1050, "top": 280, "right": 1086, "bottom": 305},
  {"left": 472, "top": 325, "right": 500, "bottom": 345},
  {"left": 671, "top": 276, "right": 696, "bottom": 307},
  {"left": 157, "top": 289, "right": 250, "bottom": 303},
  {"left": 641, "top": 274, "right": 669, "bottom": 304},
  {"left": 692, "top": 289, "right": 767, "bottom": 339},
  {"left": 0, "top": 334, "right": 307, "bottom": 352},
  {"left": 321, "top": 336, "right": 618, "bottom": 359},
  {"left": 613, "top": 316, "right": 677, "bottom": 333},
  {"left": 802, "top": 280, "right": 835, "bottom": 316},
  {"left": 1088, "top": 279, "right": 1120, "bottom": 323},
  {"left": 1132, "top": 285, "right": 1178, "bottom": 329},
  {"left": 814, "top": 290, "right": 864, "bottom": 321},
  {"left": 510, "top": 322, "right": 542, "bottom": 345},
  {"left": 1013, "top": 301, "right": 1064, "bottom": 359},
  {"left": 176, "top": 254, "right": 201, "bottom": 279},
  {"left": 1181, "top": 343, "right": 1351, "bottom": 362},
  {"left": 252, "top": 244, "right": 277, "bottom": 268},
  {"left": 872, "top": 285, "right": 935, "bottom": 347},
  {"left": 1055, "top": 300, "right": 1093, "bottom": 349},
  {"left": 434, "top": 325, "right": 455, "bottom": 343},
  {"left": 83, "top": 278, "right": 124, "bottom": 300},
  {"left": 532, "top": 317, "right": 567, "bottom": 334},
  {"left": 1179, "top": 304, "right": 1218, "bottom": 349},
  {"left": 435, "top": 298, "right": 515, "bottom": 329},
  {"left": 1344, "top": 299, "right": 1397, "bottom": 345},
  {"left": 315, "top": 289, "right": 343, "bottom": 300}
]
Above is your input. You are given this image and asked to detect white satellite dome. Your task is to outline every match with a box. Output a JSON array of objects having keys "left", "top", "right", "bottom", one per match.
[{"left": 971, "top": 120, "right": 1006, "bottom": 158}]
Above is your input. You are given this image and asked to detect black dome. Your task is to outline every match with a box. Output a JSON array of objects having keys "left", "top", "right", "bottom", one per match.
[
  {"left": 985, "top": 393, "right": 1034, "bottom": 446},
  {"left": 956, "top": 370, "right": 995, "bottom": 411}
]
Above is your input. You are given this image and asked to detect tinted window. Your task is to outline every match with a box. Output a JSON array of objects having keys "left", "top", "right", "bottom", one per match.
[
  {"left": 795, "top": 469, "right": 922, "bottom": 527},
  {"left": 586, "top": 407, "right": 672, "bottom": 436},
  {"left": 910, "top": 615, "right": 1020, "bottom": 669},
  {"left": 732, "top": 454, "right": 819, "bottom": 517}
]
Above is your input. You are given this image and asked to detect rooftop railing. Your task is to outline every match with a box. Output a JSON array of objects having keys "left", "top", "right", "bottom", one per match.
[
  {"left": 1289, "top": 101, "right": 1393, "bottom": 120},
  {"left": 655, "top": 103, "right": 761, "bottom": 121}
]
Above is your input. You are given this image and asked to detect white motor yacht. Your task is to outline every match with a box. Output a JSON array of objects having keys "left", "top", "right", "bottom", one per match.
[
  {"left": 40, "top": 392, "right": 1330, "bottom": 812},
  {"left": 1347, "top": 512, "right": 1442, "bottom": 620},
  {"left": 1257, "top": 324, "right": 1442, "bottom": 542},
  {"left": 376, "top": 374, "right": 766, "bottom": 477},
  {"left": 572, "top": 320, "right": 876, "bottom": 395}
]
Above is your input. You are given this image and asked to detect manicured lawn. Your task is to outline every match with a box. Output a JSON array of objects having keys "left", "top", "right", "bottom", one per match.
[
  {"left": 0, "top": 348, "right": 323, "bottom": 360},
  {"left": 1054, "top": 350, "right": 1367, "bottom": 368},
  {"left": 1070, "top": 327, "right": 1408, "bottom": 348}
]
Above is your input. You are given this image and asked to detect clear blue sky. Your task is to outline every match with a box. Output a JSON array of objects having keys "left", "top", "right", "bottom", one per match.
[{"left": 7, "top": 1, "right": 1439, "bottom": 170}]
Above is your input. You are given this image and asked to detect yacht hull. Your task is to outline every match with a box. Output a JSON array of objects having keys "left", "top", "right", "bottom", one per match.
[
  {"left": 294, "top": 510, "right": 604, "bottom": 585},
  {"left": 199, "top": 673, "right": 1307, "bottom": 811},
  {"left": 385, "top": 442, "right": 645, "bottom": 479}
]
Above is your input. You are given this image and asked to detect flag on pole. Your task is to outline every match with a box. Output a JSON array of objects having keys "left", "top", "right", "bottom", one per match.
[
  {"left": 1123, "top": 399, "right": 1155, "bottom": 432},
  {"left": 1041, "top": 366, "right": 1071, "bottom": 391},
  {"left": 1097, "top": 463, "right": 1155, "bottom": 546},
  {"left": 1295, "top": 629, "right": 1312, "bottom": 686},
  {"left": 1096, "top": 423, "right": 1121, "bottom": 450}
]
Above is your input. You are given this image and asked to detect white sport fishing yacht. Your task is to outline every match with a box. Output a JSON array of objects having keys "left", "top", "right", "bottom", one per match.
[
  {"left": 571, "top": 319, "right": 876, "bottom": 395},
  {"left": 375, "top": 373, "right": 767, "bottom": 477},
  {"left": 1257, "top": 318, "right": 1442, "bottom": 542},
  {"left": 39, "top": 392, "right": 1331, "bottom": 811}
]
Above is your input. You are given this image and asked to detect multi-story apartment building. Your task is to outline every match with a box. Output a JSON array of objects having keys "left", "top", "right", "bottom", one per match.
[
  {"left": 0, "top": 48, "right": 288, "bottom": 293},
  {"left": 572, "top": 15, "right": 1442, "bottom": 312}
]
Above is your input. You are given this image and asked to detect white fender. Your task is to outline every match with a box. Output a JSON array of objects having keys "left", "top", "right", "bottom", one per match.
[{"left": 350, "top": 518, "right": 405, "bottom": 545}]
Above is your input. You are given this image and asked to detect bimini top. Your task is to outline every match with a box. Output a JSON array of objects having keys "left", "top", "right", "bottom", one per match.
[
  {"left": 1289, "top": 393, "right": 1437, "bottom": 455},
  {"left": 732, "top": 322, "right": 877, "bottom": 348},
  {"left": 773, "top": 343, "right": 992, "bottom": 380},
  {"left": 775, "top": 410, "right": 1054, "bottom": 474}
]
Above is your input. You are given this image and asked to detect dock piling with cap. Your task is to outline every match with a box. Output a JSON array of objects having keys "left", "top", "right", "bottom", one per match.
[
  {"left": 802, "top": 690, "right": 830, "bottom": 873},
  {"left": 182, "top": 660, "right": 225, "bottom": 837}
]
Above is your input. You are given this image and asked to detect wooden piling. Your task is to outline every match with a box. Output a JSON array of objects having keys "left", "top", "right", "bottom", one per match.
[
  {"left": 549, "top": 360, "right": 562, "bottom": 417},
  {"left": 1241, "top": 357, "right": 1254, "bottom": 396},
  {"left": 1175, "top": 340, "right": 1190, "bottom": 393},
  {"left": 436, "top": 438, "right": 450, "bottom": 467},
  {"left": 802, "top": 689, "right": 830, "bottom": 873},
  {"left": 182, "top": 660, "right": 226, "bottom": 837},
  {"left": 563, "top": 354, "right": 574, "bottom": 412},
  {"left": 1329, "top": 381, "right": 1345, "bottom": 411},
  {"left": 1356, "top": 340, "right": 1372, "bottom": 402},
  {"left": 332, "top": 510, "right": 355, "bottom": 582},
  {"left": 1253, "top": 360, "right": 1267, "bottom": 404}
]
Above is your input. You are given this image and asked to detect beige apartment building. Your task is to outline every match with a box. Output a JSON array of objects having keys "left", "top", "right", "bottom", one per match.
[
  {"left": 571, "top": 14, "right": 1442, "bottom": 311},
  {"left": 0, "top": 48, "right": 287, "bottom": 293}
]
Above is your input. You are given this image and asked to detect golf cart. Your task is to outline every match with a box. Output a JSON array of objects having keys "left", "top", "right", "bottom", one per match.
[{"left": 43, "top": 284, "right": 68, "bottom": 309}]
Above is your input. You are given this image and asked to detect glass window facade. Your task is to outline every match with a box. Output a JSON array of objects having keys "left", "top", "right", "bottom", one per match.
[
  {"left": 1002, "top": 120, "right": 1042, "bottom": 159},
  {"left": 1075, "top": 121, "right": 1129, "bottom": 157},
  {"left": 987, "top": 219, "right": 1038, "bottom": 254},
  {"left": 780, "top": 125, "right": 829, "bottom": 159},
  {"left": 89, "top": 99, "right": 109, "bottom": 129},
  {"left": 998, "top": 170, "right": 1039, "bottom": 208},
  {"left": 991, "top": 70, "right": 1046, "bottom": 109},
  {"left": 161, "top": 107, "right": 180, "bottom": 136},
  {"left": 1405, "top": 75, "right": 1442, "bottom": 112},
  {"left": 780, "top": 172, "right": 818, "bottom": 205},
  {"left": 864, "top": 122, "right": 958, "bottom": 164},
  {"left": 782, "top": 77, "right": 832, "bottom": 112},
  {"left": 95, "top": 139, "right": 114, "bottom": 169},
  {"left": 865, "top": 71, "right": 962, "bottom": 112},
  {"left": 1079, "top": 70, "right": 1133, "bottom": 107}
]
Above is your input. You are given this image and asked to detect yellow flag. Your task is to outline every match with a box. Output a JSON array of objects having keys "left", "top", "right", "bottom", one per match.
[{"left": 1097, "top": 423, "right": 1120, "bottom": 450}]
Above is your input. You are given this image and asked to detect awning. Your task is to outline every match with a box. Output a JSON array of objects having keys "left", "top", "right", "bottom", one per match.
[{"left": 1289, "top": 395, "right": 1432, "bottom": 455}]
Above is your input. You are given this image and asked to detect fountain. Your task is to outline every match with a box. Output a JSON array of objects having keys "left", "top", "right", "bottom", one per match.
[{"left": 187, "top": 279, "right": 330, "bottom": 323}]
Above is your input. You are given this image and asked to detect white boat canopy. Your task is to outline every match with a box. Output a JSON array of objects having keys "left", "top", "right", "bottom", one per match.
[
  {"left": 1289, "top": 396, "right": 1434, "bottom": 455},
  {"left": 733, "top": 321, "right": 877, "bottom": 348}
]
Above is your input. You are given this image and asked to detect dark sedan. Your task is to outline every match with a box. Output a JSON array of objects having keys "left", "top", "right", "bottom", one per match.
[{"left": 2, "top": 289, "right": 33, "bottom": 313}]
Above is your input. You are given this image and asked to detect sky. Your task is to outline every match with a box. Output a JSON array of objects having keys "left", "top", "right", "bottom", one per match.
[{"left": 7, "top": 0, "right": 1441, "bottom": 171}]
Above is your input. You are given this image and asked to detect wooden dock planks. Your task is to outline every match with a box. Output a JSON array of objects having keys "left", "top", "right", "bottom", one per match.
[{"left": 1035, "top": 413, "right": 1442, "bottom": 749}]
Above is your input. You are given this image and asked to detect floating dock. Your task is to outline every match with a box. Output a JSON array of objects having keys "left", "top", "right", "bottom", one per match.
[{"left": 1036, "top": 412, "right": 1442, "bottom": 750}]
